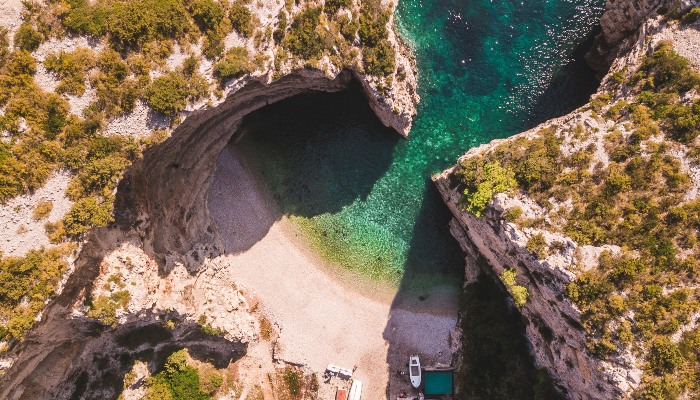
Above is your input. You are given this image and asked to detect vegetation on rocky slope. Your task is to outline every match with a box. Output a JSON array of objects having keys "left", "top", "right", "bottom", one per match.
[
  {"left": 453, "top": 41, "right": 700, "bottom": 397},
  {"left": 0, "top": 245, "right": 74, "bottom": 341},
  {"left": 0, "top": 0, "right": 404, "bottom": 351}
]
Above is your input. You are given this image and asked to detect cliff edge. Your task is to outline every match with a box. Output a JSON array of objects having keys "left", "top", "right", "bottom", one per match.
[{"left": 437, "top": 3, "right": 700, "bottom": 398}]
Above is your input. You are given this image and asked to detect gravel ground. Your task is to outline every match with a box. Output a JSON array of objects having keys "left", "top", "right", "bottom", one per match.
[{"left": 0, "top": 171, "right": 73, "bottom": 257}]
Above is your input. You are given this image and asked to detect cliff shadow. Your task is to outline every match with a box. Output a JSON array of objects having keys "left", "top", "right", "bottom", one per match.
[
  {"left": 381, "top": 184, "right": 464, "bottom": 397},
  {"left": 527, "top": 27, "right": 602, "bottom": 127},
  {"left": 382, "top": 182, "right": 564, "bottom": 399},
  {"left": 207, "top": 82, "right": 400, "bottom": 254}
]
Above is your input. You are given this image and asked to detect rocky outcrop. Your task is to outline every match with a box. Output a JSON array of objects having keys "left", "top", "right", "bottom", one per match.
[
  {"left": 434, "top": 150, "right": 637, "bottom": 399},
  {"left": 437, "top": 5, "right": 700, "bottom": 398},
  {"left": 117, "top": 70, "right": 359, "bottom": 269},
  {"left": 586, "top": 0, "right": 699, "bottom": 71},
  {"left": 0, "top": 0, "right": 421, "bottom": 393}
]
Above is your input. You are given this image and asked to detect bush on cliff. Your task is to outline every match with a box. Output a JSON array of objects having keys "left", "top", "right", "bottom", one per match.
[
  {"left": 681, "top": 7, "right": 700, "bottom": 24},
  {"left": 213, "top": 47, "right": 251, "bottom": 83},
  {"left": 0, "top": 245, "right": 73, "bottom": 341},
  {"left": 284, "top": 8, "right": 324, "bottom": 59},
  {"left": 188, "top": 0, "right": 225, "bottom": 32},
  {"left": 362, "top": 39, "right": 395, "bottom": 76},
  {"left": 14, "top": 23, "right": 43, "bottom": 52},
  {"left": 229, "top": 1, "right": 255, "bottom": 38},
  {"left": 324, "top": 0, "right": 352, "bottom": 17},
  {"left": 144, "top": 350, "right": 212, "bottom": 400},
  {"left": 44, "top": 48, "right": 96, "bottom": 95},
  {"left": 145, "top": 72, "right": 189, "bottom": 116},
  {"left": 457, "top": 158, "right": 517, "bottom": 217},
  {"left": 63, "top": 0, "right": 191, "bottom": 50}
]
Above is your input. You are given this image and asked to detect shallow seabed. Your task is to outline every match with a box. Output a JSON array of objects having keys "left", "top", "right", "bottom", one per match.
[{"left": 235, "top": 0, "right": 605, "bottom": 293}]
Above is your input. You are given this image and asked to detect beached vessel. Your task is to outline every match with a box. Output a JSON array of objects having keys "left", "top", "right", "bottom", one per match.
[
  {"left": 409, "top": 356, "right": 421, "bottom": 388},
  {"left": 349, "top": 379, "right": 362, "bottom": 400}
]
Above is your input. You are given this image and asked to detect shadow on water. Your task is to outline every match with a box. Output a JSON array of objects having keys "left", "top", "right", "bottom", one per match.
[
  {"left": 208, "top": 81, "right": 400, "bottom": 254},
  {"left": 527, "top": 28, "right": 602, "bottom": 127}
]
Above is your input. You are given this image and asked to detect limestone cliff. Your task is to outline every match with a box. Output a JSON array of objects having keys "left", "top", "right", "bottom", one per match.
[
  {"left": 0, "top": 0, "right": 419, "bottom": 397},
  {"left": 437, "top": 8, "right": 700, "bottom": 400},
  {"left": 586, "top": 0, "right": 699, "bottom": 70}
]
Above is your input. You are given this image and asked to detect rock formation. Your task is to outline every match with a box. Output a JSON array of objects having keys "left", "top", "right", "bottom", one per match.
[
  {"left": 437, "top": 4, "right": 700, "bottom": 398},
  {"left": 586, "top": 0, "right": 699, "bottom": 71},
  {"left": 0, "top": 0, "right": 419, "bottom": 396}
]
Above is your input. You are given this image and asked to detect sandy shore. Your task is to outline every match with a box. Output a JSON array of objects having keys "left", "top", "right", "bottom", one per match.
[{"left": 207, "top": 143, "right": 460, "bottom": 399}]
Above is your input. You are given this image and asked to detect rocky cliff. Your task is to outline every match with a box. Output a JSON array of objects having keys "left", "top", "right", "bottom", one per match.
[
  {"left": 586, "top": 0, "right": 699, "bottom": 70},
  {"left": 0, "top": 0, "right": 419, "bottom": 397},
  {"left": 437, "top": 6, "right": 700, "bottom": 398}
]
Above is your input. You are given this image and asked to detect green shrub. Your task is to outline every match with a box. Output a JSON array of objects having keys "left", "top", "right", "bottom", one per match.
[
  {"left": 87, "top": 289, "right": 130, "bottom": 326},
  {"left": 358, "top": 0, "right": 389, "bottom": 47},
  {"left": 638, "top": 41, "right": 700, "bottom": 93},
  {"left": 362, "top": 39, "right": 395, "bottom": 76},
  {"left": 32, "top": 200, "right": 53, "bottom": 220},
  {"left": 188, "top": 0, "right": 225, "bottom": 32},
  {"left": 14, "top": 23, "right": 42, "bottom": 52},
  {"left": 665, "top": 101, "right": 700, "bottom": 143},
  {"left": 145, "top": 72, "right": 189, "bottom": 116},
  {"left": 636, "top": 376, "right": 681, "bottom": 400},
  {"left": 501, "top": 206, "right": 523, "bottom": 222},
  {"left": 338, "top": 15, "right": 359, "bottom": 41},
  {"left": 213, "top": 47, "right": 251, "bottom": 84},
  {"left": 282, "top": 367, "right": 303, "bottom": 397},
  {"left": 107, "top": 0, "right": 191, "bottom": 49},
  {"left": 526, "top": 233, "right": 547, "bottom": 259},
  {"left": 681, "top": 7, "right": 700, "bottom": 24},
  {"left": 90, "top": 49, "right": 139, "bottom": 118},
  {"left": 0, "top": 245, "right": 72, "bottom": 340},
  {"left": 460, "top": 161, "right": 517, "bottom": 217},
  {"left": 0, "top": 28, "right": 10, "bottom": 61},
  {"left": 62, "top": 0, "right": 110, "bottom": 37},
  {"left": 202, "top": 29, "right": 225, "bottom": 58},
  {"left": 648, "top": 339, "right": 684, "bottom": 375},
  {"left": 500, "top": 268, "right": 529, "bottom": 307},
  {"left": 273, "top": 10, "right": 288, "bottom": 44},
  {"left": 44, "top": 48, "right": 96, "bottom": 95},
  {"left": 63, "top": 0, "right": 191, "bottom": 49},
  {"left": 324, "top": 0, "right": 352, "bottom": 16},
  {"left": 199, "top": 370, "right": 223, "bottom": 394},
  {"left": 510, "top": 285, "right": 529, "bottom": 307},
  {"left": 284, "top": 7, "right": 324, "bottom": 59},
  {"left": 229, "top": 2, "right": 253, "bottom": 37},
  {"left": 145, "top": 350, "right": 211, "bottom": 400},
  {"left": 62, "top": 196, "right": 114, "bottom": 239}
]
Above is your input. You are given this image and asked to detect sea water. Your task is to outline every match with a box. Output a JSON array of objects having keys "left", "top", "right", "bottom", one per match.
[{"left": 235, "top": 0, "right": 605, "bottom": 292}]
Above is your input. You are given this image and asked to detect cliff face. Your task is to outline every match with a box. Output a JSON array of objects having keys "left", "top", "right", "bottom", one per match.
[
  {"left": 586, "top": 0, "right": 699, "bottom": 70},
  {"left": 438, "top": 6, "right": 700, "bottom": 399},
  {"left": 434, "top": 115, "right": 639, "bottom": 399},
  {"left": 0, "top": 0, "right": 420, "bottom": 396}
]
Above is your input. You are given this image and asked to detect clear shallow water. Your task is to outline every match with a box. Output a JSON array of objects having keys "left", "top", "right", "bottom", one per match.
[{"left": 235, "top": 0, "right": 605, "bottom": 291}]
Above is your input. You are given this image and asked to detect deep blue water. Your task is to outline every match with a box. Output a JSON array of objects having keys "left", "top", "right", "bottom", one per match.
[{"left": 235, "top": 0, "right": 605, "bottom": 291}]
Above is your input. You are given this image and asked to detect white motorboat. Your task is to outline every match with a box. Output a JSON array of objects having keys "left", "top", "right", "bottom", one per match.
[
  {"left": 349, "top": 379, "right": 362, "bottom": 400},
  {"left": 409, "top": 356, "right": 421, "bottom": 388}
]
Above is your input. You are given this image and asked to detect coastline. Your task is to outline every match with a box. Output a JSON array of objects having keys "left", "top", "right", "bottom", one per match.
[{"left": 207, "top": 142, "right": 460, "bottom": 397}]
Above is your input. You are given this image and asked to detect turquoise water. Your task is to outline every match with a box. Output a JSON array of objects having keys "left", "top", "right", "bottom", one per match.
[{"left": 235, "top": 0, "right": 605, "bottom": 289}]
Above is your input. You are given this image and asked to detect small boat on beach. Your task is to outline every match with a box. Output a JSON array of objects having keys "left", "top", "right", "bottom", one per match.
[
  {"left": 409, "top": 356, "right": 421, "bottom": 388},
  {"left": 349, "top": 379, "right": 362, "bottom": 400}
]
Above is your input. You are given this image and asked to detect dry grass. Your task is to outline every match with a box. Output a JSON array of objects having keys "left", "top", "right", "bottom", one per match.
[{"left": 259, "top": 315, "right": 273, "bottom": 341}]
